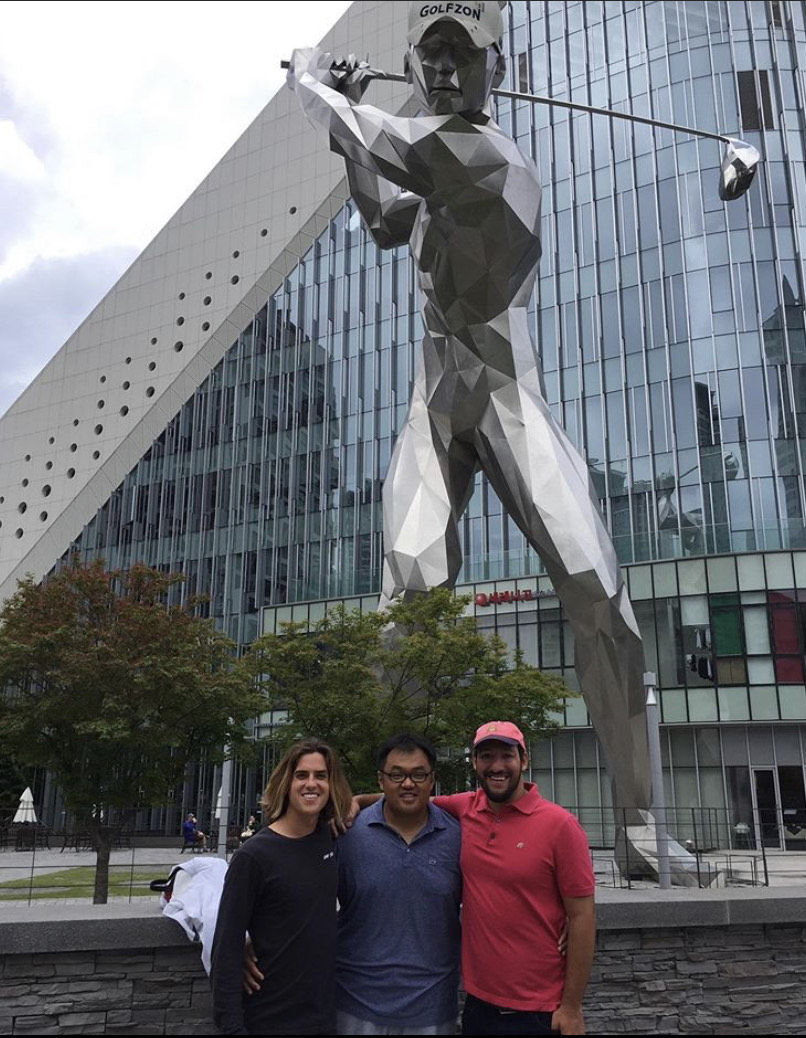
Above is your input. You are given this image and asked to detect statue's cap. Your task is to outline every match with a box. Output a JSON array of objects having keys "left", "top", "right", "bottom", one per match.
[{"left": 408, "top": 2, "right": 504, "bottom": 50}]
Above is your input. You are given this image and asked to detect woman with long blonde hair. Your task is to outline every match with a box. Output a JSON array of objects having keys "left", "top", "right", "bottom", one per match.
[{"left": 211, "top": 738, "right": 352, "bottom": 1035}]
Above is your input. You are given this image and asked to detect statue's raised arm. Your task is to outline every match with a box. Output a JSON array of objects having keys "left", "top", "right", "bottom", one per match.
[{"left": 287, "top": 46, "right": 438, "bottom": 202}]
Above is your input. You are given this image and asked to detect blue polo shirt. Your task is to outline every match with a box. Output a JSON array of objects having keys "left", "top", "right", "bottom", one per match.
[{"left": 336, "top": 799, "right": 462, "bottom": 1027}]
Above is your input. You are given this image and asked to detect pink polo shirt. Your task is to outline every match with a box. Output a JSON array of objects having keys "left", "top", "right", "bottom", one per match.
[{"left": 434, "top": 784, "right": 594, "bottom": 1012}]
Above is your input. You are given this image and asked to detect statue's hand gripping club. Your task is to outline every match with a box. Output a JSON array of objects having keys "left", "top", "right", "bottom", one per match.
[{"left": 286, "top": 47, "right": 374, "bottom": 104}]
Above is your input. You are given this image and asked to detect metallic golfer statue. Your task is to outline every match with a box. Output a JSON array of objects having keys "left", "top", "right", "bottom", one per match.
[{"left": 289, "top": 1, "right": 664, "bottom": 866}]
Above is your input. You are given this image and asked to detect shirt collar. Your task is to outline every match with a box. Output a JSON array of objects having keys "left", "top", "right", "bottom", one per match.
[{"left": 367, "top": 798, "right": 447, "bottom": 833}]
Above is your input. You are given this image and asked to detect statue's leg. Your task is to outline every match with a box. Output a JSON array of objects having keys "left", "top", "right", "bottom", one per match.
[
  {"left": 475, "top": 379, "right": 652, "bottom": 821},
  {"left": 379, "top": 381, "right": 477, "bottom": 608}
]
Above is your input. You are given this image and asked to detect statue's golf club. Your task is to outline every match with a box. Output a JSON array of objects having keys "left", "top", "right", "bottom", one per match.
[{"left": 282, "top": 59, "right": 760, "bottom": 201}]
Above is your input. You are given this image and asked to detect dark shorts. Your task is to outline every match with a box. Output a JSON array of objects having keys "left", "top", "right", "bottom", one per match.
[{"left": 462, "top": 994, "right": 558, "bottom": 1036}]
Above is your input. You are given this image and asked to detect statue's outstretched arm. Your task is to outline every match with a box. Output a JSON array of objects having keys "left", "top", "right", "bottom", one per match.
[{"left": 288, "top": 47, "right": 436, "bottom": 201}]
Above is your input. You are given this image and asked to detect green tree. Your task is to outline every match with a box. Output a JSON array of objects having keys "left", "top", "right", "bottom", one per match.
[
  {"left": 245, "top": 588, "right": 568, "bottom": 790},
  {"left": 0, "top": 559, "right": 262, "bottom": 903}
]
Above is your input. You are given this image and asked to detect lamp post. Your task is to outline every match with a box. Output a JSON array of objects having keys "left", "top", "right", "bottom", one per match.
[{"left": 644, "top": 672, "right": 672, "bottom": 890}]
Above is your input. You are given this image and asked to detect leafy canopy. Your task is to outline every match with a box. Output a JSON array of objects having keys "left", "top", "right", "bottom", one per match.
[
  {"left": 244, "top": 588, "right": 569, "bottom": 790},
  {"left": 0, "top": 558, "right": 261, "bottom": 827}
]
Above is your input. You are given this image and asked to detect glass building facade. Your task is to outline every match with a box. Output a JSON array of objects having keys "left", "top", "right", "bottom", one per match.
[{"left": 59, "top": 1, "right": 806, "bottom": 845}]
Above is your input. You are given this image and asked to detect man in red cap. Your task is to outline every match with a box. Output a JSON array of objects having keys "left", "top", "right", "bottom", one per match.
[{"left": 434, "top": 721, "right": 595, "bottom": 1036}]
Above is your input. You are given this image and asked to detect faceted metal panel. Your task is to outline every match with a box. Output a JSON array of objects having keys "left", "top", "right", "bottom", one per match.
[{"left": 288, "top": 25, "right": 652, "bottom": 821}]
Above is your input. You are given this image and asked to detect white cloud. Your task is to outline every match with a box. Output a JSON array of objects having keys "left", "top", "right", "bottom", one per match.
[
  {"left": 0, "top": 0, "right": 353, "bottom": 413},
  {"left": 0, "top": 120, "right": 46, "bottom": 182}
]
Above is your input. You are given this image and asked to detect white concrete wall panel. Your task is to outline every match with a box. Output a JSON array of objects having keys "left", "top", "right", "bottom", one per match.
[{"left": 0, "top": 1, "right": 409, "bottom": 602}]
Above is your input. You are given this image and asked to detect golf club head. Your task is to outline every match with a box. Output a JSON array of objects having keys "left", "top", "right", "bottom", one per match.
[{"left": 719, "top": 138, "right": 761, "bottom": 201}]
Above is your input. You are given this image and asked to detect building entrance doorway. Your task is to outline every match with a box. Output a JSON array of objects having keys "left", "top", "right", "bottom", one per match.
[{"left": 751, "top": 766, "right": 806, "bottom": 850}]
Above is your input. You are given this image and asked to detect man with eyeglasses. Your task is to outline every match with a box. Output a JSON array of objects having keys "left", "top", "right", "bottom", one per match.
[{"left": 336, "top": 732, "right": 462, "bottom": 1035}]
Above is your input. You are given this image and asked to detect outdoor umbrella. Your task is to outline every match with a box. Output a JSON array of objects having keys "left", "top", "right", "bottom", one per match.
[{"left": 13, "top": 787, "right": 38, "bottom": 824}]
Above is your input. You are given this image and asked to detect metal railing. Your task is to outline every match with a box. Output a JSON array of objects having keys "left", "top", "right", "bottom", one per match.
[
  {"left": 2, "top": 805, "right": 804, "bottom": 902},
  {"left": 572, "top": 803, "right": 806, "bottom": 889}
]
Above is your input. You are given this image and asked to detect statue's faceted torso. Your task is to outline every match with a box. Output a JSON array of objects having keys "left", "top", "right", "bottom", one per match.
[{"left": 411, "top": 115, "right": 543, "bottom": 333}]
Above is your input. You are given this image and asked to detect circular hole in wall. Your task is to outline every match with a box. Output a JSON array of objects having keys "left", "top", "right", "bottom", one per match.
[
  {"left": 97, "top": 400, "right": 105, "bottom": 409},
  {"left": 174, "top": 342, "right": 184, "bottom": 352},
  {"left": 15, "top": 529, "right": 23, "bottom": 539},
  {"left": 176, "top": 316, "right": 184, "bottom": 326},
  {"left": 21, "top": 479, "right": 29, "bottom": 487},
  {"left": 92, "top": 451, "right": 100, "bottom": 460},
  {"left": 260, "top": 228, "right": 268, "bottom": 237},
  {"left": 100, "top": 375, "right": 106, "bottom": 384},
  {"left": 290, "top": 206, "right": 297, "bottom": 214},
  {"left": 72, "top": 419, "right": 79, "bottom": 427},
  {"left": 203, "top": 296, "right": 211, "bottom": 306},
  {"left": 42, "top": 485, "right": 51, "bottom": 497},
  {"left": 148, "top": 361, "right": 156, "bottom": 371},
  {"left": 232, "top": 250, "right": 240, "bottom": 258},
  {"left": 123, "top": 381, "right": 130, "bottom": 390},
  {"left": 70, "top": 443, "right": 77, "bottom": 452},
  {"left": 67, "top": 468, "right": 75, "bottom": 478},
  {"left": 94, "top": 424, "right": 103, "bottom": 435},
  {"left": 230, "top": 275, "right": 239, "bottom": 285},
  {"left": 18, "top": 502, "right": 27, "bottom": 514},
  {"left": 120, "top": 406, "right": 129, "bottom": 416},
  {"left": 205, "top": 271, "right": 212, "bottom": 280},
  {"left": 48, "top": 437, "right": 55, "bottom": 445},
  {"left": 125, "top": 356, "right": 132, "bottom": 364},
  {"left": 45, "top": 462, "right": 53, "bottom": 471},
  {"left": 24, "top": 454, "right": 31, "bottom": 462},
  {"left": 151, "top": 337, "right": 158, "bottom": 346},
  {"left": 202, "top": 322, "right": 210, "bottom": 332},
  {"left": 179, "top": 292, "right": 185, "bottom": 300},
  {"left": 40, "top": 512, "right": 48, "bottom": 522},
  {"left": 146, "top": 386, "right": 155, "bottom": 397}
]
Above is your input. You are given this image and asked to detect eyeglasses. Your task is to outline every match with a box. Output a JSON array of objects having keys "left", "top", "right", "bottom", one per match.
[{"left": 379, "top": 768, "right": 434, "bottom": 784}]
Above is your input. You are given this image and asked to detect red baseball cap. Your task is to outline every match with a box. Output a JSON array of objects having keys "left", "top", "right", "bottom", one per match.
[{"left": 473, "top": 720, "right": 526, "bottom": 751}]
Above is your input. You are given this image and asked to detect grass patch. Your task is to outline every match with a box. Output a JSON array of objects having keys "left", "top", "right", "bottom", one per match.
[{"left": 0, "top": 866, "right": 167, "bottom": 900}]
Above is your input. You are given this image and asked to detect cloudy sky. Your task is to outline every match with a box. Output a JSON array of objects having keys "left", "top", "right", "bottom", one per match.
[{"left": 0, "top": 0, "right": 353, "bottom": 417}]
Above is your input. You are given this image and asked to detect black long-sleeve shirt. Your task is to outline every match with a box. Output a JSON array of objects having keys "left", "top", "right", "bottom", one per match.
[{"left": 210, "top": 825, "right": 338, "bottom": 1035}]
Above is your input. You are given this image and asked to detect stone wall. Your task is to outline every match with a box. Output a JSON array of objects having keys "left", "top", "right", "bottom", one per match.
[
  {"left": 1, "top": 890, "right": 805, "bottom": 1035},
  {"left": 0, "top": 905, "right": 211, "bottom": 1036},
  {"left": 588, "top": 923, "right": 806, "bottom": 1034}
]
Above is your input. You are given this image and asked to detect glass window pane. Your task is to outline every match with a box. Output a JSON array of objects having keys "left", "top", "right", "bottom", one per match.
[
  {"left": 707, "top": 556, "right": 738, "bottom": 591},
  {"left": 628, "top": 565, "right": 654, "bottom": 599},
  {"left": 780, "top": 686, "right": 806, "bottom": 720},
  {"left": 689, "top": 688, "right": 718, "bottom": 722},
  {"left": 678, "top": 559, "right": 707, "bottom": 595},
  {"left": 766, "top": 553, "right": 795, "bottom": 588},
  {"left": 744, "top": 606, "right": 771, "bottom": 654},
  {"left": 661, "top": 688, "right": 688, "bottom": 723},
  {"left": 719, "top": 687, "right": 750, "bottom": 721},
  {"left": 747, "top": 658, "right": 775, "bottom": 684},
  {"left": 794, "top": 553, "right": 806, "bottom": 589},
  {"left": 750, "top": 687, "right": 780, "bottom": 721},
  {"left": 738, "top": 554, "right": 766, "bottom": 590},
  {"left": 770, "top": 602, "right": 800, "bottom": 652},
  {"left": 653, "top": 562, "right": 678, "bottom": 597},
  {"left": 712, "top": 602, "right": 743, "bottom": 655},
  {"left": 681, "top": 595, "right": 709, "bottom": 626},
  {"left": 565, "top": 697, "right": 589, "bottom": 727},
  {"left": 776, "top": 657, "right": 805, "bottom": 684}
]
